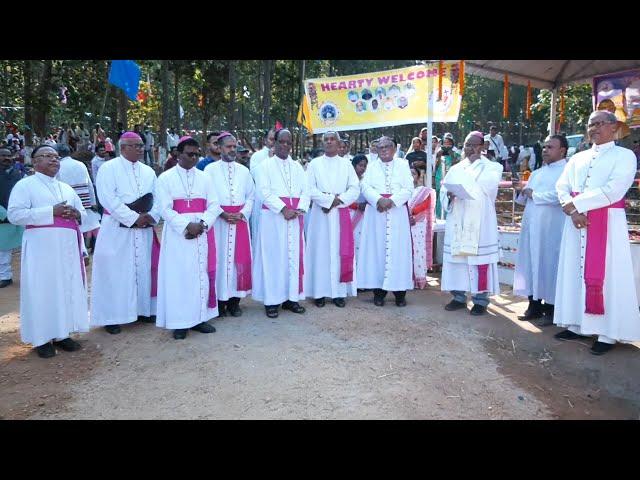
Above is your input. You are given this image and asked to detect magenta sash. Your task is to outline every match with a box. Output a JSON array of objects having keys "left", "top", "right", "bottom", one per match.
[
  {"left": 221, "top": 205, "right": 252, "bottom": 291},
  {"left": 477, "top": 264, "right": 488, "bottom": 291},
  {"left": 262, "top": 197, "right": 304, "bottom": 293},
  {"left": 172, "top": 198, "right": 217, "bottom": 308},
  {"left": 338, "top": 208, "right": 354, "bottom": 283},
  {"left": 103, "top": 208, "right": 161, "bottom": 298},
  {"left": 571, "top": 192, "right": 626, "bottom": 314},
  {"left": 26, "top": 216, "right": 86, "bottom": 287}
]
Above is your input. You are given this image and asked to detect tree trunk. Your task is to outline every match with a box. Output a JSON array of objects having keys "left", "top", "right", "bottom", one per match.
[
  {"left": 228, "top": 61, "right": 237, "bottom": 131},
  {"left": 34, "top": 60, "right": 53, "bottom": 138},
  {"left": 23, "top": 60, "right": 33, "bottom": 145},
  {"left": 160, "top": 60, "right": 169, "bottom": 149},
  {"left": 118, "top": 89, "right": 128, "bottom": 131},
  {"left": 173, "top": 70, "right": 180, "bottom": 132}
]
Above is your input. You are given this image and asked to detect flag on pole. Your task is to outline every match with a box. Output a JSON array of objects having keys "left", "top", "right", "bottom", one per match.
[
  {"left": 296, "top": 94, "right": 313, "bottom": 133},
  {"left": 108, "top": 60, "right": 141, "bottom": 101}
]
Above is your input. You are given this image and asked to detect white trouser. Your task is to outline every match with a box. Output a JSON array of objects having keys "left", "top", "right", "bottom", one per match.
[
  {"left": 568, "top": 325, "right": 616, "bottom": 344},
  {"left": 0, "top": 249, "right": 13, "bottom": 280}
]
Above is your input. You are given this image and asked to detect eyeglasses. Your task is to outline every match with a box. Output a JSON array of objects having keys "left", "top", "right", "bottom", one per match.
[
  {"left": 123, "top": 143, "right": 145, "bottom": 149},
  {"left": 183, "top": 151, "right": 199, "bottom": 158},
  {"left": 34, "top": 154, "right": 60, "bottom": 160},
  {"left": 588, "top": 120, "right": 615, "bottom": 129}
]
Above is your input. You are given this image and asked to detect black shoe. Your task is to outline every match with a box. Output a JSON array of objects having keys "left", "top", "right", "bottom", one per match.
[
  {"left": 332, "top": 298, "right": 346, "bottom": 308},
  {"left": 104, "top": 324, "right": 121, "bottom": 335},
  {"left": 314, "top": 298, "right": 326, "bottom": 308},
  {"left": 36, "top": 342, "right": 56, "bottom": 358},
  {"left": 218, "top": 301, "right": 228, "bottom": 317},
  {"left": 265, "top": 305, "right": 279, "bottom": 318},
  {"left": 444, "top": 299, "right": 467, "bottom": 311},
  {"left": 0, "top": 279, "right": 12, "bottom": 288},
  {"left": 393, "top": 291, "right": 406, "bottom": 307},
  {"left": 373, "top": 289, "right": 386, "bottom": 307},
  {"left": 470, "top": 304, "right": 487, "bottom": 316},
  {"left": 191, "top": 322, "right": 216, "bottom": 333},
  {"left": 590, "top": 340, "right": 615, "bottom": 356},
  {"left": 53, "top": 338, "right": 82, "bottom": 352},
  {"left": 518, "top": 309, "right": 543, "bottom": 321},
  {"left": 137, "top": 315, "right": 155, "bottom": 323},
  {"left": 227, "top": 298, "right": 242, "bottom": 317},
  {"left": 282, "top": 301, "right": 305, "bottom": 314},
  {"left": 554, "top": 329, "right": 583, "bottom": 341},
  {"left": 534, "top": 315, "right": 555, "bottom": 327},
  {"left": 173, "top": 329, "right": 188, "bottom": 340}
]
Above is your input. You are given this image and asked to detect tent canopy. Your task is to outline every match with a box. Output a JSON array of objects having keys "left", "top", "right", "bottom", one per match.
[{"left": 465, "top": 60, "right": 640, "bottom": 90}]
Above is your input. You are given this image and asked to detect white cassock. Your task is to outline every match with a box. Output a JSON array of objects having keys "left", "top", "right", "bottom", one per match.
[
  {"left": 513, "top": 159, "right": 567, "bottom": 303},
  {"left": 441, "top": 157, "right": 503, "bottom": 295},
  {"left": 91, "top": 156, "right": 161, "bottom": 326},
  {"left": 7, "top": 173, "right": 88, "bottom": 346},
  {"left": 351, "top": 182, "right": 366, "bottom": 266},
  {"left": 252, "top": 155, "right": 310, "bottom": 305},
  {"left": 57, "top": 156, "right": 101, "bottom": 234},
  {"left": 554, "top": 142, "right": 640, "bottom": 342},
  {"left": 155, "top": 165, "right": 222, "bottom": 329},
  {"left": 204, "top": 160, "right": 255, "bottom": 300},
  {"left": 249, "top": 147, "right": 270, "bottom": 240},
  {"left": 305, "top": 154, "right": 360, "bottom": 299},
  {"left": 357, "top": 158, "right": 414, "bottom": 291}
]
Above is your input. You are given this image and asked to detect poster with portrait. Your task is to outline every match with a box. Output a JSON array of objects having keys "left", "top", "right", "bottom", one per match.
[
  {"left": 593, "top": 69, "right": 640, "bottom": 130},
  {"left": 304, "top": 61, "right": 462, "bottom": 133}
]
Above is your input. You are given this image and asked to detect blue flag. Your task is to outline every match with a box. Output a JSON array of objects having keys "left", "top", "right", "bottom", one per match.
[{"left": 108, "top": 60, "right": 141, "bottom": 101}]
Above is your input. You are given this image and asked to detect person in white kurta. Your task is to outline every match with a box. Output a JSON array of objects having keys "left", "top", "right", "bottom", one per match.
[
  {"left": 252, "top": 129, "right": 310, "bottom": 317},
  {"left": 156, "top": 138, "right": 221, "bottom": 339},
  {"left": 305, "top": 132, "right": 360, "bottom": 307},
  {"left": 91, "top": 133, "right": 162, "bottom": 334},
  {"left": 357, "top": 136, "right": 414, "bottom": 307},
  {"left": 249, "top": 128, "right": 275, "bottom": 242},
  {"left": 204, "top": 134, "right": 255, "bottom": 317},
  {"left": 7, "top": 146, "right": 88, "bottom": 358},
  {"left": 55, "top": 146, "right": 101, "bottom": 248},
  {"left": 441, "top": 132, "right": 503, "bottom": 315},
  {"left": 513, "top": 135, "right": 568, "bottom": 324},
  {"left": 553, "top": 111, "right": 640, "bottom": 355}
]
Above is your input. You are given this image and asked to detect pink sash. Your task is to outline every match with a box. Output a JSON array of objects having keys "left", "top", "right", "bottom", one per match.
[
  {"left": 220, "top": 205, "right": 252, "bottom": 291},
  {"left": 172, "top": 198, "right": 217, "bottom": 308},
  {"left": 262, "top": 197, "right": 304, "bottom": 293},
  {"left": 477, "top": 264, "right": 488, "bottom": 291},
  {"left": 338, "top": 208, "right": 354, "bottom": 283},
  {"left": 571, "top": 192, "right": 626, "bottom": 314},
  {"left": 103, "top": 208, "right": 161, "bottom": 298},
  {"left": 26, "top": 216, "right": 85, "bottom": 287}
]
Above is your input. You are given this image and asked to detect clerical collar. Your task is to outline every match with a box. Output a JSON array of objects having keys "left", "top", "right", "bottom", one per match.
[
  {"left": 177, "top": 164, "right": 194, "bottom": 173},
  {"left": 35, "top": 171, "right": 56, "bottom": 182},
  {"left": 592, "top": 141, "right": 615, "bottom": 153},
  {"left": 547, "top": 158, "right": 566, "bottom": 167}
]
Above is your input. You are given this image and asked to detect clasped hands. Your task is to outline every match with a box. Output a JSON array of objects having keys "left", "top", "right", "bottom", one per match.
[
  {"left": 376, "top": 197, "right": 395, "bottom": 212},
  {"left": 53, "top": 201, "right": 80, "bottom": 221},
  {"left": 134, "top": 213, "right": 156, "bottom": 228},
  {"left": 185, "top": 220, "right": 206, "bottom": 239},
  {"left": 221, "top": 211, "right": 246, "bottom": 225},
  {"left": 562, "top": 201, "right": 589, "bottom": 229},
  {"left": 321, "top": 195, "right": 343, "bottom": 214},
  {"left": 281, "top": 207, "right": 305, "bottom": 220}
]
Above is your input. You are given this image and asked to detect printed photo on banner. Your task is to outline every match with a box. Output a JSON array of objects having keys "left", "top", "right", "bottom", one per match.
[
  {"left": 593, "top": 69, "right": 640, "bottom": 131},
  {"left": 304, "top": 61, "right": 463, "bottom": 133}
]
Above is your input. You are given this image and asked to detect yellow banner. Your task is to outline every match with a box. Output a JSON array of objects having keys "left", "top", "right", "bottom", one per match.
[{"left": 304, "top": 61, "right": 462, "bottom": 133}]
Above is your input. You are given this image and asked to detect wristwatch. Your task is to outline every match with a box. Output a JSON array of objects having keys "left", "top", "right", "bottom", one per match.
[{"left": 200, "top": 220, "right": 208, "bottom": 230}]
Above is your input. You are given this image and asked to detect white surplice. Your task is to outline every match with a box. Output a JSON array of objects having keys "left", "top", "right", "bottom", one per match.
[
  {"left": 8, "top": 173, "right": 88, "bottom": 346},
  {"left": 513, "top": 159, "right": 567, "bottom": 303},
  {"left": 205, "top": 160, "right": 255, "bottom": 300},
  {"left": 304, "top": 154, "right": 360, "bottom": 299},
  {"left": 441, "top": 156, "right": 503, "bottom": 294},
  {"left": 356, "top": 158, "right": 414, "bottom": 291},
  {"left": 252, "top": 155, "right": 310, "bottom": 305},
  {"left": 57, "top": 156, "right": 101, "bottom": 233},
  {"left": 155, "top": 165, "right": 222, "bottom": 329},
  {"left": 91, "top": 156, "right": 161, "bottom": 326},
  {"left": 249, "top": 147, "right": 270, "bottom": 240},
  {"left": 554, "top": 142, "right": 640, "bottom": 341}
]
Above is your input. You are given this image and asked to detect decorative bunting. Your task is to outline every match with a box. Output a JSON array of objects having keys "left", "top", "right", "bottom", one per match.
[
  {"left": 559, "top": 86, "right": 566, "bottom": 126},
  {"left": 459, "top": 60, "right": 465, "bottom": 95},
  {"left": 438, "top": 60, "right": 444, "bottom": 101}
]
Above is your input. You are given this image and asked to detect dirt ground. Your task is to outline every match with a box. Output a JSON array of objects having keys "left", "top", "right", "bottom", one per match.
[{"left": 1, "top": 250, "right": 639, "bottom": 420}]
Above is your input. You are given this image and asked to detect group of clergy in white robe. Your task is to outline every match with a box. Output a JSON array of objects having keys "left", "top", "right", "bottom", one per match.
[{"left": 9, "top": 112, "right": 640, "bottom": 356}]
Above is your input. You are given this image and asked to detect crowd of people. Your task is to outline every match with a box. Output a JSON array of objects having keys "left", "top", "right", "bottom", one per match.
[{"left": 1, "top": 109, "right": 638, "bottom": 360}]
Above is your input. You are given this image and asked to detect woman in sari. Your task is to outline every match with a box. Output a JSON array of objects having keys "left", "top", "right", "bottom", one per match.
[{"left": 409, "top": 167, "right": 435, "bottom": 289}]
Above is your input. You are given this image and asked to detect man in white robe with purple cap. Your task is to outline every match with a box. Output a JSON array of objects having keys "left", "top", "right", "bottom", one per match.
[{"left": 91, "top": 131, "right": 162, "bottom": 334}]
